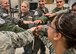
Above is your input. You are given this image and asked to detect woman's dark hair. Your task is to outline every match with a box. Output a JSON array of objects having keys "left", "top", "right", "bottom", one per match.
[
  {"left": 72, "top": 2, "right": 76, "bottom": 8},
  {"left": 55, "top": 12, "right": 76, "bottom": 49}
]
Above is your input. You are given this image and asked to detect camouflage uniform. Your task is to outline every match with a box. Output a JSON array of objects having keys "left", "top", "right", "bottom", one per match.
[
  {"left": 52, "top": 7, "right": 68, "bottom": 13},
  {"left": 0, "top": 14, "right": 25, "bottom": 33},
  {"left": 36, "top": 7, "right": 69, "bottom": 24},
  {"left": 18, "top": 11, "right": 34, "bottom": 29},
  {"left": 0, "top": 5, "right": 39, "bottom": 54},
  {"left": 0, "top": 7, "right": 36, "bottom": 54},
  {"left": 0, "top": 29, "right": 34, "bottom": 54},
  {"left": 31, "top": 7, "right": 69, "bottom": 54},
  {"left": 18, "top": 11, "right": 36, "bottom": 54},
  {"left": 0, "top": 6, "right": 24, "bottom": 25},
  {"left": 47, "top": 44, "right": 76, "bottom": 54},
  {"left": 0, "top": 7, "right": 25, "bottom": 33},
  {"left": 34, "top": 7, "right": 49, "bottom": 17},
  {"left": 40, "top": 25, "right": 76, "bottom": 54},
  {"left": 33, "top": 7, "right": 49, "bottom": 54},
  {"left": 19, "top": 11, "right": 47, "bottom": 54},
  {"left": 46, "top": 43, "right": 76, "bottom": 54},
  {"left": 0, "top": 7, "right": 8, "bottom": 14},
  {"left": 0, "top": 6, "right": 43, "bottom": 54}
]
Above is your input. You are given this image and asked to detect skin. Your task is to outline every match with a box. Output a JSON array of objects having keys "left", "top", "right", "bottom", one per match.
[
  {"left": 72, "top": 5, "right": 76, "bottom": 14},
  {"left": 39, "top": 0, "right": 46, "bottom": 8},
  {"left": 45, "top": 0, "right": 65, "bottom": 17},
  {"left": 47, "top": 17, "right": 57, "bottom": 42},
  {"left": 21, "top": 2, "right": 29, "bottom": 13},
  {"left": 47, "top": 17, "right": 66, "bottom": 54},
  {"left": 1, "top": 0, "right": 9, "bottom": 10},
  {"left": 56, "top": 0, "right": 65, "bottom": 9}
]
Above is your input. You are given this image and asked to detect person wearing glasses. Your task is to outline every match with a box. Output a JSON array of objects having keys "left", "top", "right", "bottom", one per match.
[
  {"left": 47, "top": 12, "right": 76, "bottom": 54},
  {"left": 38, "top": 12, "right": 76, "bottom": 54},
  {"left": 71, "top": 2, "right": 76, "bottom": 14}
]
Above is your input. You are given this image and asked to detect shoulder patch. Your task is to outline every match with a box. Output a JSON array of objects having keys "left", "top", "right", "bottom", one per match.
[{"left": 0, "top": 18, "right": 5, "bottom": 24}]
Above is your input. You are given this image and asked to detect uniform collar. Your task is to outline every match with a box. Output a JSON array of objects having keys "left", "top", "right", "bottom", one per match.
[{"left": 63, "top": 48, "right": 76, "bottom": 54}]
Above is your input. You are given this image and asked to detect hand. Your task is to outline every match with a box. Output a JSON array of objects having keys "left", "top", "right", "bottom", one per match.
[
  {"left": 29, "top": 25, "right": 43, "bottom": 37},
  {"left": 44, "top": 13, "right": 51, "bottom": 16},
  {"left": 45, "top": 13, "right": 56, "bottom": 17},
  {"left": 23, "top": 21, "right": 34, "bottom": 24},
  {"left": 34, "top": 20, "right": 42, "bottom": 24},
  {"left": 29, "top": 27, "right": 37, "bottom": 32},
  {"left": 49, "top": 13, "right": 56, "bottom": 17},
  {"left": 36, "top": 25, "right": 43, "bottom": 30},
  {"left": 33, "top": 25, "right": 43, "bottom": 37}
]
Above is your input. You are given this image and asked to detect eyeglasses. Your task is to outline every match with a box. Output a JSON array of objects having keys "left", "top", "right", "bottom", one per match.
[{"left": 47, "top": 21, "right": 57, "bottom": 32}]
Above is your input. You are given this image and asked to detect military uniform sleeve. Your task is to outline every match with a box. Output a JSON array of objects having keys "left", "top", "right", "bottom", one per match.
[
  {"left": 37, "top": 16, "right": 49, "bottom": 24},
  {"left": 52, "top": 8, "right": 58, "bottom": 13},
  {"left": 39, "top": 25, "right": 52, "bottom": 48},
  {"left": 0, "top": 23, "right": 25, "bottom": 33},
  {"left": 1, "top": 29, "right": 34, "bottom": 48},
  {"left": 56, "top": 9, "right": 69, "bottom": 15},
  {"left": 1, "top": 13, "right": 22, "bottom": 25}
]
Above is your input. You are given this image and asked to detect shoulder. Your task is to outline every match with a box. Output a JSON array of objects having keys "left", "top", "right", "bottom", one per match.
[
  {"left": 52, "top": 7, "right": 59, "bottom": 13},
  {"left": 0, "top": 31, "right": 11, "bottom": 46},
  {"left": 45, "top": 7, "right": 48, "bottom": 10},
  {"left": 36, "top": 8, "right": 42, "bottom": 12},
  {"left": 64, "top": 48, "right": 76, "bottom": 54},
  {"left": 36, "top": 8, "right": 40, "bottom": 10},
  {"left": 0, "top": 31, "right": 13, "bottom": 53},
  {"left": 64, "top": 7, "right": 69, "bottom": 9},
  {"left": 0, "top": 18, "right": 5, "bottom": 25}
]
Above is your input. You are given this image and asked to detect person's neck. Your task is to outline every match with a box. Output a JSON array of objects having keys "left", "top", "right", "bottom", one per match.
[
  {"left": 39, "top": 7, "right": 45, "bottom": 9},
  {"left": 22, "top": 11, "right": 29, "bottom": 15},
  {"left": 2, "top": 7, "right": 8, "bottom": 13},
  {"left": 54, "top": 41, "right": 66, "bottom": 54},
  {"left": 58, "top": 7, "right": 64, "bottom": 10},
  {"left": 61, "top": 7, "right": 64, "bottom": 10}
]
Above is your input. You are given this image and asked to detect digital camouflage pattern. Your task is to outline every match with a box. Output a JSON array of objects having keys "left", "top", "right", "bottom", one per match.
[
  {"left": 0, "top": 29, "right": 34, "bottom": 54},
  {"left": 36, "top": 7, "right": 68, "bottom": 23},
  {"left": 40, "top": 25, "right": 76, "bottom": 54}
]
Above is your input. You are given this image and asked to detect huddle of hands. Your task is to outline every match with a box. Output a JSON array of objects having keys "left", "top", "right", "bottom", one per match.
[
  {"left": 23, "top": 20, "right": 42, "bottom": 25},
  {"left": 23, "top": 13, "right": 55, "bottom": 25},
  {"left": 29, "top": 25, "right": 43, "bottom": 37}
]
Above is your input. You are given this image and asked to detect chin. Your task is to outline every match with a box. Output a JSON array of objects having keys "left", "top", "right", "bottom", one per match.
[
  {"left": 58, "top": 6, "right": 63, "bottom": 9},
  {"left": 22, "top": 11, "right": 25, "bottom": 13}
]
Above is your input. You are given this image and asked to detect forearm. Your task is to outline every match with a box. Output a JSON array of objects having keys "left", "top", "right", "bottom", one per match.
[
  {"left": 3, "top": 29, "right": 35, "bottom": 48},
  {"left": 37, "top": 16, "right": 49, "bottom": 24},
  {"left": 56, "top": 9, "right": 69, "bottom": 15}
]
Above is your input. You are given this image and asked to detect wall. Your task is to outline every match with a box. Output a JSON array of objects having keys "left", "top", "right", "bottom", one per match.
[{"left": 11, "top": 0, "right": 18, "bottom": 8}]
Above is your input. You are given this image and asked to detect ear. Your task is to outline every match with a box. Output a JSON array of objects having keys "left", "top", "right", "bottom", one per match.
[{"left": 53, "top": 33, "right": 62, "bottom": 40}]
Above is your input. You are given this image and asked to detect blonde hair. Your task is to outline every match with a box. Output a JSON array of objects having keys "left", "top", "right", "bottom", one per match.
[{"left": 22, "top": 1, "right": 29, "bottom": 8}]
